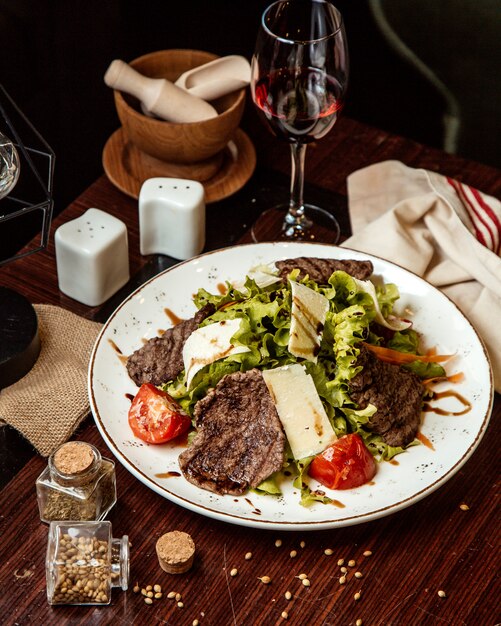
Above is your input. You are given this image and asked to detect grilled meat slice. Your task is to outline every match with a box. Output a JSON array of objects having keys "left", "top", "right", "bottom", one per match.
[
  {"left": 349, "top": 344, "right": 424, "bottom": 447},
  {"left": 179, "top": 369, "right": 285, "bottom": 495},
  {"left": 276, "top": 257, "right": 374, "bottom": 283},
  {"left": 126, "top": 303, "right": 215, "bottom": 387}
]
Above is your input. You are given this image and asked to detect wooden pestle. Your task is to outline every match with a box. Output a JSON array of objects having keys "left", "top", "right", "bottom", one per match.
[
  {"left": 104, "top": 59, "right": 218, "bottom": 123},
  {"left": 174, "top": 55, "right": 251, "bottom": 100}
]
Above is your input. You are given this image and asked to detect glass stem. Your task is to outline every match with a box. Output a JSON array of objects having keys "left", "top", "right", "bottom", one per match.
[{"left": 285, "top": 142, "right": 307, "bottom": 226}]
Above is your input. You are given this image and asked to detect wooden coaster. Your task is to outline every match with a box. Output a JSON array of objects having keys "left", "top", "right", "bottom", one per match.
[
  {"left": 139, "top": 149, "right": 223, "bottom": 183},
  {"left": 102, "top": 127, "right": 256, "bottom": 204}
]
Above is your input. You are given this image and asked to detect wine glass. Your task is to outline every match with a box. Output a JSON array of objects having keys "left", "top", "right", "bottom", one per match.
[
  {"left": 0, "top": 131, "right": 20, "bottom": 200},
  {"left": 250, "top": 0, "right": 348, "bottom": 243}
]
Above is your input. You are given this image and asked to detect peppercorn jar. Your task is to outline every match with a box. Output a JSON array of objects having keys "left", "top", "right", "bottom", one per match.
[
  {"left": 36, "top": 441, "right": 117, "bottom": 523},
  {"left": 46, "top": 520, "right": 129, "bottom": 605}
]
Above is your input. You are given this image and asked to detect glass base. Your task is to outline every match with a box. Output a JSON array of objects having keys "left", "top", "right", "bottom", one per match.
[{"left": 250, "top": 204, "right": 340, "bottom": 244}]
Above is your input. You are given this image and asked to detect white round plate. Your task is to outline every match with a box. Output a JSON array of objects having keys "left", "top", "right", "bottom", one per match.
[{"left": 88, "top": 242, "right": 494, "bottom": 530}]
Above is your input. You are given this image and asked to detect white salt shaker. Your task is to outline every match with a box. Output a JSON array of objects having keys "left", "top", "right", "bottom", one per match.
[
  {"left": 55, "top": 208, "right": 129, "bottom": 306},
  {"left": 139, "top": 178, "right": 205, "bottom": 260}
]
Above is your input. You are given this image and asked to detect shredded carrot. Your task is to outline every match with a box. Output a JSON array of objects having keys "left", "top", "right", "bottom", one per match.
[
  {"left": 416, "top": 431, "right": 435, "bottom": 450},
  {"left": 422, "top": 371, "right": 465, "bottom": 385},
  {"left": 362, "top": 342, "right": 454, "bottom": 365},
  {"left": 217, "top": 300, "right": 241, "bottom": 311}
]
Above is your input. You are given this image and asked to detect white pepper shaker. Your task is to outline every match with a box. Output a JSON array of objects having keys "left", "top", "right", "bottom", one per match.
[{"left": 138, "top": 178, "right": 205, "bottom": 260}]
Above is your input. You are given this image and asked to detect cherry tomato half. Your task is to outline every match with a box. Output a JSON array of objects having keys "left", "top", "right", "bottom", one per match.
[
  {"left": 308, "top": 433, "right": 377, "bottom": 490},
  {"left": 128, "top": 383, "right": 191, "bottom": 444}
]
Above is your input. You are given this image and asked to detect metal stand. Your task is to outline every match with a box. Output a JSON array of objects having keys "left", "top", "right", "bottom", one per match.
[{"left": 0, "top": 84, "right": 55, "bottom": 266}]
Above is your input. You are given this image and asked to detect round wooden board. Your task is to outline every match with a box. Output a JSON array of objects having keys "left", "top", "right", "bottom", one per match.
[{"left": 102, "top": 127, "right": 256, "bottom": 204}]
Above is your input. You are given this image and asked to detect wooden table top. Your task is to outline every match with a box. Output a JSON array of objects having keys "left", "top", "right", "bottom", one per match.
[{"left": 0, "top": 111, "right": 499, "bottom": 626}]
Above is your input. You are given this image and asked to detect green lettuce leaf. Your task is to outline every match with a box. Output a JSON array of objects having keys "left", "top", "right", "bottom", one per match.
[
  {"left": 387, "top": 329, "right": 420, "bottom": 353},
  {"left": 387, "top": 330, "right": 446, "bottom": 378},
  {"left": 375, "top": 282, "right": 401, "bottom": 318},
  {"left": 292, "top": 457, "right": 334, "bottom": 507},
  {"left": 253, "top": 472, "right": 283, "bottom": 496}
]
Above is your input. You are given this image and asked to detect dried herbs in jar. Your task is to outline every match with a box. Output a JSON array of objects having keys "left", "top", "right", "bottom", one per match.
[{"left": 36, "top": 441, "right": 117, "bottom": 523}]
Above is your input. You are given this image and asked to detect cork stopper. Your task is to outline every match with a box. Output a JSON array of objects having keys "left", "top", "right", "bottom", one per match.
[
  {"left": 53, "top": 442, "right": 95, "bottom": 475},
  {"left": 155, "top": 531, "right": 195, "bottom": 574}
]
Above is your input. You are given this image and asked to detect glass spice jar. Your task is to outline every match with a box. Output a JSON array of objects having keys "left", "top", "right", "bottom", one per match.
[
  {"left": 46, "top": 520, "right": 129, "bottom": 605},
  {"left": 36, "top": 441, "right": 117, "bottom": 523}
]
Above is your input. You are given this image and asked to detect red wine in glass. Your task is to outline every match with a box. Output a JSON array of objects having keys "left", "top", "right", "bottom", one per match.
[
  {"left": 250, "top": 0, "right": 349, "bottom": 243},
  {"left": 254, "top": 68, "right": 344, "bottom": 143}
]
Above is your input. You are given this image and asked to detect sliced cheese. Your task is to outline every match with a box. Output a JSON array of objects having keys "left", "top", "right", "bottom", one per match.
[
  {"left": 288, "top": 280, "right": 330, "bottom": 363},
  {"left": 262, "top": 364, "right": 337, "bottom": 460},
  {"left": 231, "top": 264, "right": 282, "bottom": 291},
  {"left": 352, "top": 278, "right": 411, "bottom": 331},
  {"left": 183, "top": 318, "right": 249, "bottom": 388},
  {"left": 246, "top": 264, "right": 282, "bottom": 288}
]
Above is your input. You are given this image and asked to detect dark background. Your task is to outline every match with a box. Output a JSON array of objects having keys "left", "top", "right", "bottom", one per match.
[{"left": 0, "top": 0, "right": 500, "bottom": 258}]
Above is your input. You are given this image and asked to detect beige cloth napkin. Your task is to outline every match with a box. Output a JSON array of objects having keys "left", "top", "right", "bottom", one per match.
[
  {"left": 0, "top": 304, "right": 102, "bottom": 456},
  {"left": 342, "top": 160, "right": 501, "bottom": 393}
]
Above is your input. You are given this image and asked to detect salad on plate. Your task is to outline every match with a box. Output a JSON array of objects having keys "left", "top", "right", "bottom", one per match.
[{"left": 125, "top": 256, "right": 452, "bottom": 506}]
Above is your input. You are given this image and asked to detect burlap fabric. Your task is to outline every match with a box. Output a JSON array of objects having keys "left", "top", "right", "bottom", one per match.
[{"left": 0, "top": 304, "right": 102, "bottom": 456}]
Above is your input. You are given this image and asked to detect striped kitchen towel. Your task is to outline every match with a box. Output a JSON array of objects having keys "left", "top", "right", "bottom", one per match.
[
  {"left": 342, "top": 159, "right": 501, "bottom": 392},
  {"left": 445, "top": 176, "right": 500, "bottom": 254}
]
